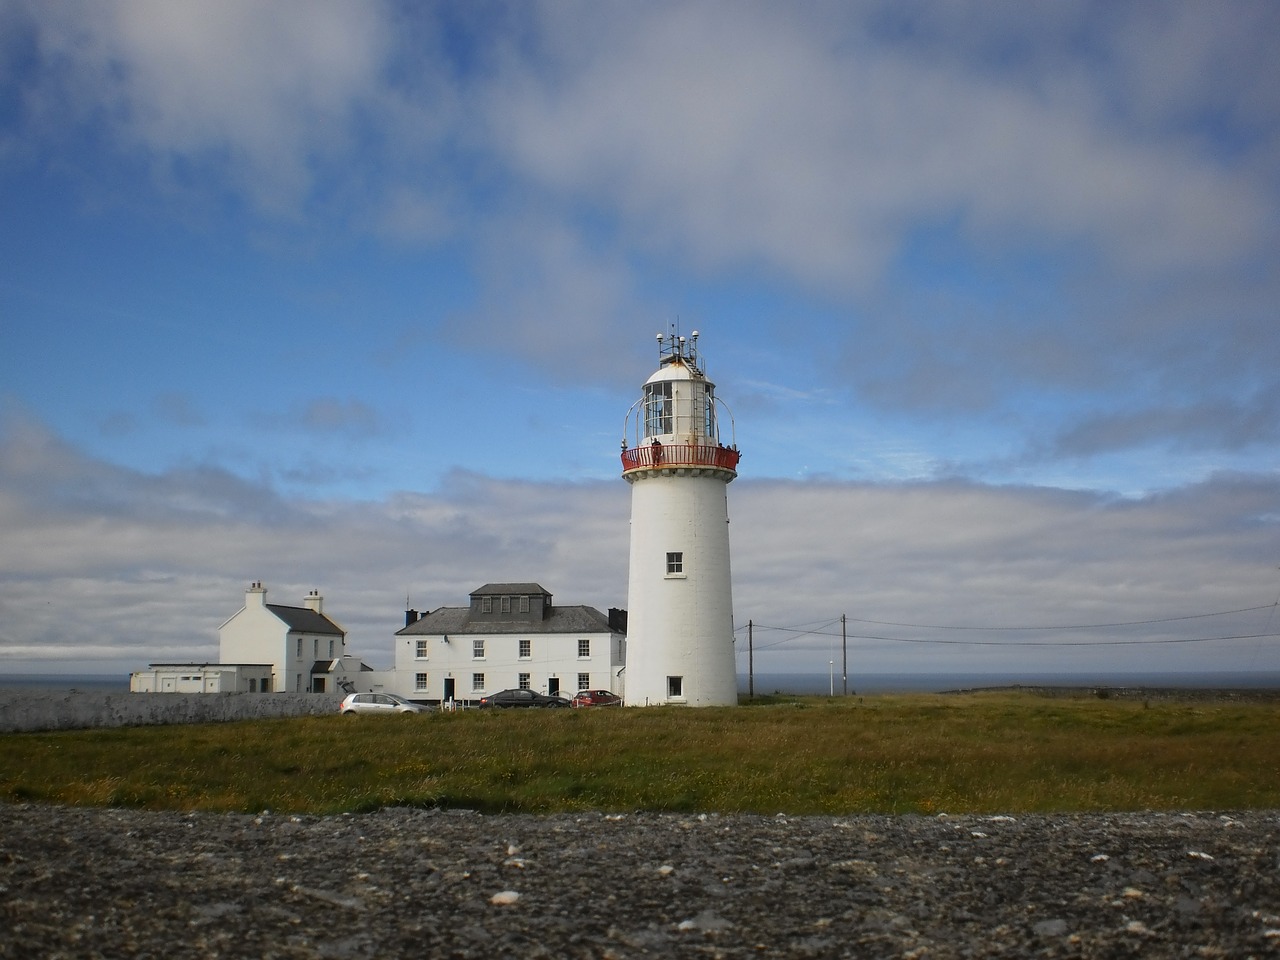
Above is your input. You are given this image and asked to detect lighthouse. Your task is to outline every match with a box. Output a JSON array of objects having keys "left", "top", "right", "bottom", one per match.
[{"left": 621, "top": 330, "right": 740, "bottom": 706}]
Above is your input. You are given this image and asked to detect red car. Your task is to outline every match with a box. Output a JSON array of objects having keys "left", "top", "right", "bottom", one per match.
[{"left": 571, "top": 689, "right": 622, "bottom": 708}]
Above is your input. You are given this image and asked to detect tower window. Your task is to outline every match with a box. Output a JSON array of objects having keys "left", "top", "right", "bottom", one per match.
[
  {"left": 666, "top": 552, "right": 684, "bottom": 575},
  {"left": 667, "top": 676, "right": 684, "bottom": 699},
  {"left": 644, "top": 381, "right": 673, "bottom": 436}
]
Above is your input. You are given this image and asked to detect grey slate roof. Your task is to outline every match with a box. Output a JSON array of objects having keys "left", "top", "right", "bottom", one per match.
[
  {"left": 470, "top": 583, "right": 550, "bottom": 597},
  {"left": 267, "top": 604, "right": 344, "bottom": 635},
  {"left": 397, "top": 603, "right": 612, "bottom": 636}
]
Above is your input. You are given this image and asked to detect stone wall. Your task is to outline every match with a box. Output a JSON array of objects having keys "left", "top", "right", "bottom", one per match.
[{"left": 0, "top": 691, "right": 345, "bottom": 733}]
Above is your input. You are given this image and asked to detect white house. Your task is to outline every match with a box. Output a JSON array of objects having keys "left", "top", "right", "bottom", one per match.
[
  {"left": 218, "top": 582, "right": 368, "bottom": 694},
  {"left": 395, "top": 583, "right": 627, "bottom": 705}
]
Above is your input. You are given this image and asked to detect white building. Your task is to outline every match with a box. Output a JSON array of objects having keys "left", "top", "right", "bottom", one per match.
[
  {"left": 217, "top": 582, "right": 365, "bottom": 694},
  {"left": 395, "top": 583, "right": 626, "bottom": 705},
  {"left": 620, "top": 331, "right": 740, "bottom": 706},
  {"left": 129, "top": 662, "right": 272, "bottom": 693}
]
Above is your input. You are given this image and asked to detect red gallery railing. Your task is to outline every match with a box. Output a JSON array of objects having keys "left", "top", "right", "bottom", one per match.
[{"left": 621, "top": 442, "right": 740, "bottom": 473}]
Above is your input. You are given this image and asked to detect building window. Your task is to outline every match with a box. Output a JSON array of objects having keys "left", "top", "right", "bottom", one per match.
[
  {"left": 578, "top": 673, "right": 590, "bottom": 691},
  {"left": 501, "top": 596, "right": 511, "bottom": 614},
  {"left": 415, "top": 672, "right": 428, "bottom": 692},
  {"left": 644, "top": 380, "right": 673, "bottom": 436},
  {"left": 249, "top": 678, "right": 257, "bottom": 693},
  {"left": 519, "top": 596, "right": 530, "bottom": 613},
  {"left": 667, "top": 676, "right": 684, "bottom": 699},
  {"left": 577, "top": 638, "right": 590, "bottom": 658},
  {"left": 473, "top": 638, "right": 485, "bottom": 659},
  {"left": 328, "top": 640, "right": 334, "bottom": 658},
  {"left": 666, "top": 552, "right": 683, "bottom": 575},
  {"left": 518, "top": 673, "right": 530, "bottom": 690},
  {"left": 472, "top": 673, "right": 485, "bottom": 692},
  {"left": 313, "top": 638, "right": 319, "bottom": 658},
  {"left": 296, "top": 637, "right": 302, "bottom": 657},
  {"left": 519, "top": 638, "right": 531, "bottom": 659},
  {"left": 482, "top": 596, "right": 493, "bottom": 613},
  {"left": 416, "top": 640, "right": 429, "bottom": 659}
]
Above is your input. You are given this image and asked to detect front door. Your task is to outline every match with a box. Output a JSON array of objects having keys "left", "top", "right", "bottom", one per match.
[
  {"left": 547, "top": 677, "right": 560, "bottom": 697},
  {"left": 443, "top": 677, "right": 456, "bottom": 703}
]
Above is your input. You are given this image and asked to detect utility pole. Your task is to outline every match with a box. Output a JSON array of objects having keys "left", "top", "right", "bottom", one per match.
[
  {"left": 841, "top": 614, "right": 848, "bottom": 696},
  {"left": 748, "top": 620, "right": 754, "bottom": 700}
]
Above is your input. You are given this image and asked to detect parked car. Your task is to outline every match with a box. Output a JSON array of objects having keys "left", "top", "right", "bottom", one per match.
[
  {"left": 571, "top": 689, "right": 622, "bottom": 708},
  {"left": 477, "top": 688, "right": 571, "bottom": 709},
  {"left": 339, "top": 692, "right": 427, "bottom": 715}
]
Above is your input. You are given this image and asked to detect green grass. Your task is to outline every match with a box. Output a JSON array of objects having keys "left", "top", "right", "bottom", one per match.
[{"left": 1, "top": 693, "right": 1277, "bottom": 815}]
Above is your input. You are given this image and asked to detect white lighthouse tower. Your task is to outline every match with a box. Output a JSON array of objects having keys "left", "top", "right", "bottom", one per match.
[{"left": 621, "top": 329, "right": 740, "bottom": 706}]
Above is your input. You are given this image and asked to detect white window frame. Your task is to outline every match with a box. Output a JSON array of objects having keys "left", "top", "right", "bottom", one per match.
[{"left": 473, "top": 638, "right": 485, "bottom": 659}]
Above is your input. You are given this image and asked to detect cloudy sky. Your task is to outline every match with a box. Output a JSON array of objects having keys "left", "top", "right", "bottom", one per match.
[{"left": 2, "top": 0, "right": 1278, "bottom": 682}]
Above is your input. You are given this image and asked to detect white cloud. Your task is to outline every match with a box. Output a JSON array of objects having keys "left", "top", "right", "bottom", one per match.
[
  {"left": 2, "top": 413, "right": 1275, "bottom": 679},
  {"left": 16, "top": 0, "right": 395, "bottom": 212}
]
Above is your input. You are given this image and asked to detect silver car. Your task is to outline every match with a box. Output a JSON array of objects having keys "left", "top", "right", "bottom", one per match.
[{"left": 339, "top": 692, "right": 427, "bottom": 715}]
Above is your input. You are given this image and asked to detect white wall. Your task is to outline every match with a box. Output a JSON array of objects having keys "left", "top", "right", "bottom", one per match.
[
  {"left": 624, "top": 472, "right": 738, "bottom": 706},
  {"left": 395, "top": 630, "right": 622, "bottom": 702}
]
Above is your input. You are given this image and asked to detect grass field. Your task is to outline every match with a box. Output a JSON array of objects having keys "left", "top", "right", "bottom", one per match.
[{"left": 1, "top": 693, "right": 1277, "bottom": 816}]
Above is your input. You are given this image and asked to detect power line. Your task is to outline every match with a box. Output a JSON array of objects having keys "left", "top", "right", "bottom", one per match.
[
  {"left": 843, "top": 603, "right": 1279, "bottom": 632},
  {"left": 741, "top": 625, "right": 1280, "bottom": 649}
]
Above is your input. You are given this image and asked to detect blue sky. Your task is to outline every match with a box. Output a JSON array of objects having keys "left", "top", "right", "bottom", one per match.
[{"left": 2, "top": 0, "right": 1278, "bottom": 679}]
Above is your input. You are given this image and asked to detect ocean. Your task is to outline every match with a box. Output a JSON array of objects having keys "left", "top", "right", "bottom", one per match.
[{"left": 742, "top": 670, "right": 1280, "bottom": 695}]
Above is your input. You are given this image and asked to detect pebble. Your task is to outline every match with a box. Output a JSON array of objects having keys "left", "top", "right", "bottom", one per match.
[{"left": 1, "top": 804, "right": 1277, "bottom": 958}]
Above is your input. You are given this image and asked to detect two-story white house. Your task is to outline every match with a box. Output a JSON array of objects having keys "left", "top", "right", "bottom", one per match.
[
  {"left": 395, "top": 583, "right": 627, "bottom": 705},
  {"left": 217, "top": 581, "right": 369, "bottom": 694}
]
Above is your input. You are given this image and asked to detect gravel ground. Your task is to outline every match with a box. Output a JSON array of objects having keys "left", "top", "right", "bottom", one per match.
[{"left": 2, "top": 805, "right": 1278, "bottom": 958}]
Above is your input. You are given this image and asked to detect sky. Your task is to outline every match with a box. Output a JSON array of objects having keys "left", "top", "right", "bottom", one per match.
[{"left": 1, "top": 0, "right": 1278, "bottom": 682}]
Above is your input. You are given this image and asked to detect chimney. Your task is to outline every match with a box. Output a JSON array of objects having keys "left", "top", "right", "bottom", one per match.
[
  {"left": 304, "top": 589, "right": 323, "bottom": 614},
  {"left": 405, "top": 608, "right": 419, "bottom": 627},
  {"left": 246, "top": 581, "right": 267, "bottom": 607}
]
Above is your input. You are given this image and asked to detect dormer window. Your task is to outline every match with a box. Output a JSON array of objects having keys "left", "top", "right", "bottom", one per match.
[{"left": 519, "top": 596, "right": 530, "bottom": 614}]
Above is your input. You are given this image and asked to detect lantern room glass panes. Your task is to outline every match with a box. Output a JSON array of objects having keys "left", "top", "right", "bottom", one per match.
[{"left": 644, "top": 381, "right": 673, "bottom": 437}]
